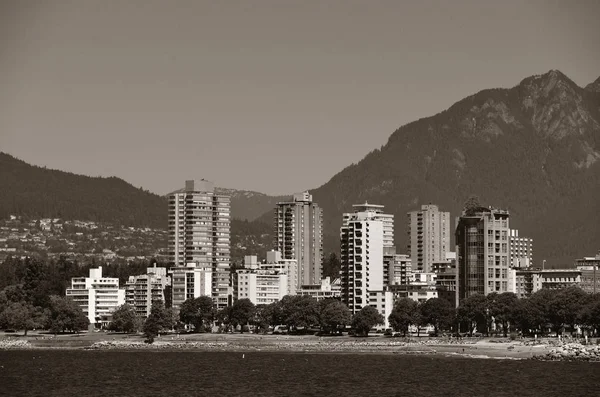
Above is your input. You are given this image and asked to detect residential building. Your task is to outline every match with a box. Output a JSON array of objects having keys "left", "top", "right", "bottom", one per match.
[
  {"left": 340, "top": 204, "right": 386, "bottom": 315},
  {"left": 169, "top": 264, "right": 213, "bottom": 311},
  {"left": 455, "top": 206, "right": 510, "bottom": 302},
  {"left": 384, "top": 247, "right": 412, "bottom": 286},
  {"left": 262, "top": 250, "right": 298, "bottom": 296},
  {"left": 539, "top": 269, "right": 581, "bottom": 290},
  {"left": 433, "top": 260, "right": 458, "bottom": 308},
  {"left": 125, "top": 266, "right": 171, "bottom": 319},
  {"left": 298, "top": 277, "right": 341, "bottom": 301},
  {"left": 232, "top": 255, "right": 288, "bottom": 305},
  {"left": 368, "top": 290, "right": 394, "bottom": 328},
  {"left": 167, "top": 179, "right": 231, "bottom": 309},
  {"left": 65, "top": 266, "right": 125, "bottom": 328},
  {"left": 514, "top": 268, "right": 542, "bottom": 299},
  {"left": 575, "top": 253, "right": 600, "bottom": 294},
  {"left": 388, "top": 284, "right": 438, "bottom": 303},
  {"left": 408, "top": 204, "right": 451, "bottom": 273},
  {"left": 274, "top": 192, "right": 323, "bottom": 289},
  {"left": 509, "top": 229, "right": 533, "bottom": 268}
]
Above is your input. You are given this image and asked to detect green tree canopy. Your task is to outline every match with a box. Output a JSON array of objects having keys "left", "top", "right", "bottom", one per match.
[
  {"left": 487, "top": 292, "right": 518, "bottom": 337},
  {"left": 388, "top": 298, "right": 419, "bottom": 336},
  {"left": 0, "top": 301, "right": 45, "bottom": 335},
  {"left": 108, "top": 304, "right": 140, "bottom": 333},
  {"left": 318, "top": 299, "right": 351, "bottom": 333},
  {"left": 419, "top": 298, "right": 454, "bottom": 336},
  {"left": 352, "top": 306, "right": 384, "bottom": 337},
  {"left": 178, "top": 296, "right": 215, "bottom": 332},
  {"left": 230, "top": 298, "right": 256, "bottom": 333},
  {"left": 46, "top": 295, "right": 89, "bottom": 334},
  {"left": 457, "top": 294, "right": 488, "bottom": 335},
  {"left": 280, "top": 295, "right": 319, "bottom": 330}
]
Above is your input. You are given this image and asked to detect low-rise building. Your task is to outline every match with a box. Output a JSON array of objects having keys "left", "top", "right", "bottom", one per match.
[
  {"left": 65, "top": 266, "right": 125, "bottom": 329},
  {"left": 125, "top": 266, "right": 171, "bottom": 319},
  {"left": 433, "top": 260, "right": 458, "bottom": 308},
  {"left": 369, "top": 290, "right": 394, "bottom": 328},
  {"left": 298, "top": 277, "right": 341, "bottom": 301},
  {"left": 233, "top": 255, "right": 288, "bottom": 306},
  {"left": 575, "top": 253, "right": 600, "bottom": 294}
]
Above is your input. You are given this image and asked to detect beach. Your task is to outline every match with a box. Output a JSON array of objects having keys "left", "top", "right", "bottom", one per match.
[{"left": 0, "top": 331, "right": 561, "bottom": 359}]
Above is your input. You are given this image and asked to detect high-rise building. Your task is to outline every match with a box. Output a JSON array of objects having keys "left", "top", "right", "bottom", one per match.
[
  {"left": 125, "top": 266, "right": 171, "bottom": 319},
  {"left": 509, "top": 229, "right": 533, "bottom": 268},
  {"left": 167, "top": 180, "right": 230, "bottom": 309},
  {"left": 455, "top": 206, "right": 510, "bottom": 302},
  {"left": 274, "top": 192, "right": 323, "bottom": 288},
  {"left": 345, "top": 203, "right": 394, "bottom": 247},
  {"left": 407, "top": 204, "right": 451, "bottom": 273},
  {"left": 169, "top": 265, "right": 213, "bottom": 310},
  {"left": 340, "top": 204, "right": 386, "bottom": 315},
  {"left": 232, "top": 255, "right": 288, "bottom": 305},
  {"left": 66, "top": 266, "right": 125, "bottom": 329}
]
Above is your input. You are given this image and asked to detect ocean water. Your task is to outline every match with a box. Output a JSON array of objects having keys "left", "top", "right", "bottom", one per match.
[{"left": 0, "top": 351, "right": 598, "bottom": 396}]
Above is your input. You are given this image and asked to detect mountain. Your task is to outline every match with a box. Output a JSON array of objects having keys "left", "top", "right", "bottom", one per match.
[
  {"left": 585, "top": 76, "right": 600, "bottom": 93},
  {"left": 215, "top": 188, "right": 288, "bottom": 221},
  {"left": 306, "top": 70, "right": 600, "bottom": 266},
  {"left": 0, "top": 152, "right": 284, "bottom": 226},
  {"left": 0, "top": 152, "right": 168, "bottom": 228}
]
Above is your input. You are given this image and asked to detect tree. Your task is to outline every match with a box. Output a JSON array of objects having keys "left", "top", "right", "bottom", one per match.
[
  {"left": 579, "top": 294, "right": 600, "bottom": 335},
  {"left": 352, "top": 306, "right": 384, "bottom": 337},
  {"left": 463, "top": 195, "right": 482, "bottom": 216},
  {"left": 318, "top": 299, "right": 351, "bottom": 334},
  {"left": 419, "top": 298, "right": 454, "bottom": 336},
  {"left": 255, "top": 302, "right": 284, "bottom": 332},
  {"left": 108, "top": 304, "right": 140, "bottom": 333},
  {"left": 0, "top": 301, "right": 45, "bottom": 335},
  {"left": 548, "top": 286, "right": 589, "bottom": 336},
  {"left": 511, "top": 298, "right": 543, "bottom": 336},
  {"left": 388, "top": 298, "right": 419, "bottom": 336},
  {"left": 457, "top": 294, "right": 488, "bottom": 335},
  {"left": 143, "top": 301, "right": 172, "bottom": 343},
  {"left": 178, "top": 296, "right": 215, "bottom": 332},
  {"left": 230, "top": 299, "right": 256, "bottom": 333},
  {"left": 46, "top": 295, "right": 89, "bottom": 334},
  {"left": 487, "top": 292, "right": 518, "bottom": 337},
  {"left": 280, "top": 295, "right": 319, "bottom": 330}
]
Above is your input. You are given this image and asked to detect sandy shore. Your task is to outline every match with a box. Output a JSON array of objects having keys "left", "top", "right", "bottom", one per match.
[{"left": 0, "top": 332, "right": 555, "bottom": 359}]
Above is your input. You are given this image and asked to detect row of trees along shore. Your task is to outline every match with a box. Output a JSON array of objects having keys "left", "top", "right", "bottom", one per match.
[{"left": 114, "top": 286, "right": 600, "bottom": 343}]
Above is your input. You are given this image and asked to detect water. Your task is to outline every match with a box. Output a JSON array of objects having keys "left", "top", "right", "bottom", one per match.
[{"left": 1, "top": 351, "right": 599, "bottom": 396}]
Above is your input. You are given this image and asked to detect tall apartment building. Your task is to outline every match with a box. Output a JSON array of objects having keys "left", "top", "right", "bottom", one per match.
[
  {"left": 509, "top": 229, "right": 533, "bottom": 268},
  {"left": 167, "top": 180, "right": 230, "bottom": 309},
  {"left": 576, "top": 253, "right": 600, "bottom": 294},
  {"left": 262, "top": 250, "right": 298, "bottom": 296},
  {"left": 340, "top": 204, "right": 386, "bottom": 315},
  {"left": 125, "top": 266, "right": 171, "bottom": 319},
  {"left": 383, "top": 246, "right": 412, "bottom": 286},
  {"left": 455, "top": 206, "right": 510, "bottom": 302},
  {"left": 66, "top": 266, "right": 125, "bottom": 329},
  {"left": 344, "top": 203, "right": 394, "bottom": 247},
  {"left": 407, "top": 204, "right": 450, "bottom": 273},
  {"left": 274, "top": 192, "right": 323, "bottom": 289}
]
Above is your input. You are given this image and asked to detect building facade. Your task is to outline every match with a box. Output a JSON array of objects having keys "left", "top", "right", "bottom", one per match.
[
  {"left": 298, "top": 277, "right": 341, "bottom": 301},
  {"left": 509, "top": 229, "right": 533, "bottom": 268},
  {"left": 576, "top": 253, "right": 600, "bottom": 294},
  {"left": 167, "top": 180, "right": 231, "bottom": 309},
  {"left": 384, "top": 248, "right": 412, "bottom": 286},
  {"left": 274, "top": 192, "right": 323, "bottom": 289},
  {"left": 65, "top": 266, "right": 125, "bottom": 328},
  {"left": 408, "top": 204, "right": 451, "bottom": 273},
  {"left": 340, "top": 204, "right": 385, "bottom": 315},
  {"left": 455, "top": 206, "right": 510, "bottom": 302},
  {"left": 125, "top": 266, "right": 171, "bottom": 319},
  {"left": 169, "top": 264, "right": 213, "bottom": 310}
]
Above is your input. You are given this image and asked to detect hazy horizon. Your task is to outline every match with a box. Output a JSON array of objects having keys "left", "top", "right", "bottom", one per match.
[{"left": 2, "top": 0, "right": 599, "bottom": 195}]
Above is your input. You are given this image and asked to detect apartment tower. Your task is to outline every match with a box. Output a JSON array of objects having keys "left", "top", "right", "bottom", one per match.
[
  {"left": 274, "top": 192, "right": 323, "bottom": 289},
  {"left": 455, "top": 206, "right": 510, "bottom": 302},
  {"left": 407, "top": 204, "right": 450, "bottom": 273},
  {"left": 168, "top": 180, "right": 231, "bottom": 309},
  {"left": 340, "top": 204, "right": 389, "bottom": 315},
  {"left": 508, "top": 229, "right": 533, "bottom": 268}
]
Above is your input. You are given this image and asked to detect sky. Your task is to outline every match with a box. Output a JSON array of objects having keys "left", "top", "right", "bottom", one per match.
[{"left": 1, "top": 0, "right": 599, "bottom": 195}]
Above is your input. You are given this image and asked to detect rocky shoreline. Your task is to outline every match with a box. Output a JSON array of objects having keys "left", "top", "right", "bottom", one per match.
[{"left": 531, "top": 343, "right": 600, "bottom": 362}]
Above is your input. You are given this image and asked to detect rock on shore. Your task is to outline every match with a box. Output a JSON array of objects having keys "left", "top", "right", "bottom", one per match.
[
  {"left": 533, "top": 343, "right": 600, "bottom": 362},
  {"left": 0, "top": 339, "right": 32, "bottom": 349}
]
